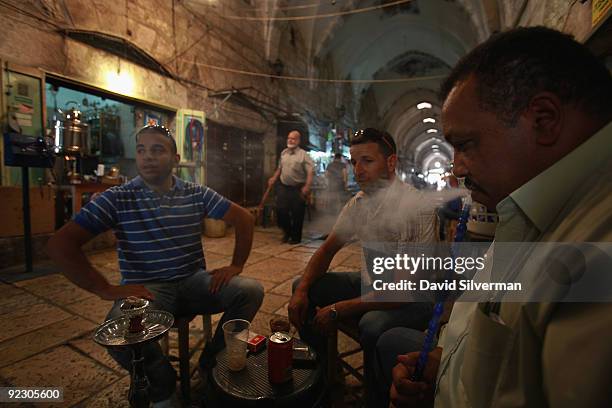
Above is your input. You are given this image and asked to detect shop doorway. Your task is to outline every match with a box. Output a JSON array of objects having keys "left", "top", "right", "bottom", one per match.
[{"left": 206, "top": 121, "right": 264, "bottom": 207}]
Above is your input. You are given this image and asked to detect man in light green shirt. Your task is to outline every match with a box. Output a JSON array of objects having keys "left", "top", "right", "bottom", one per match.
[{"left": 386, "top": 26, "right": 612, "bottom": 408}]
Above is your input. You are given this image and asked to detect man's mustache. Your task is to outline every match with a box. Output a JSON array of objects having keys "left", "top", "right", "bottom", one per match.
[{"left": 464, "top": 177, "right": 483, "bottom": 192}]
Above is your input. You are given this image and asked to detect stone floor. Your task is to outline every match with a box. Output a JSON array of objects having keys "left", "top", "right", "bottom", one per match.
[{"left": 0, "top": 222, "right": 365, "bottom": 407}]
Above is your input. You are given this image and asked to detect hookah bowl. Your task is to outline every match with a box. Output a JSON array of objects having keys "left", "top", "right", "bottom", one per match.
[
  {"left": 120, "top": 297, "right": 149, "bottom": 338},
  {"left": 93, "top": 298, "right": 174, "bottom": 407}
]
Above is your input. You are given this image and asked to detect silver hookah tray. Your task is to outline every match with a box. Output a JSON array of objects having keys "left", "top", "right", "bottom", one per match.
[{"left": 93, "top": 310, "right": 174, "bottom": 347}]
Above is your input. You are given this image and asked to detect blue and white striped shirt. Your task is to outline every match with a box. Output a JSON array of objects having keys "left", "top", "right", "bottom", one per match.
[{"left": 74, "top": 176, "right": 231, "bottom": 284}]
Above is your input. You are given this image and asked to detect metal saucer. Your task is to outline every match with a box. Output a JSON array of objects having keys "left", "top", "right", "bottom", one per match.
[{"left": 93, "top": 310, "right": 174, "bottom": 347}]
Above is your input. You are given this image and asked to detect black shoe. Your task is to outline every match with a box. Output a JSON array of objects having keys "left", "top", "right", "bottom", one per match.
[
  {"left": 282, "top": 234, "right": 290, "bottom": 243},
  {"left": 288, "top": 239, "right": 301, "bottom": 245}
]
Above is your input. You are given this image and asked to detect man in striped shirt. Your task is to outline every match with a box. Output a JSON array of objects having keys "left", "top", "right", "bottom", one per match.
[{"left": 47, "top": 125, "right": 264, "bottom": 406}]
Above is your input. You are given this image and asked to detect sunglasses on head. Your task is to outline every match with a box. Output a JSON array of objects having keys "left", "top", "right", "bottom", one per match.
[
  {"left": 135, "top": 125, "right": 177, "bottom": 152},
  {"left": 351, "top": 128, "right": 396, "bottom": 154},
  {"left": 137, "top": 125, "right": 173, "bottom": 139}
]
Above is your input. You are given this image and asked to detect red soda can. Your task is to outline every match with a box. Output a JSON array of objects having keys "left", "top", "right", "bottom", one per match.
[{"left": 268, "top": 332, "right": 293, "bottom": 384}]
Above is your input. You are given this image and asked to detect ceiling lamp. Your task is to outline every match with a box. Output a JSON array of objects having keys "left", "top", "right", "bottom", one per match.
[
  {"left": 417, "top": 102, "right": 432, "bottom": 110},
  {"left": 431, "top": 144, "right": 439, "bottom": 148},
  {"left": 427, "top": 129, "right": 438, "bottom": 133},
  {"left": 423, "top": 118, "right": 436, "bottom": 123}
]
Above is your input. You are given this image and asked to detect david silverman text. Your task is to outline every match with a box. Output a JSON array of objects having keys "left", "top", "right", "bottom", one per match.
[{"left": 372, "top": 279, "right": 522, "bottom": 292}]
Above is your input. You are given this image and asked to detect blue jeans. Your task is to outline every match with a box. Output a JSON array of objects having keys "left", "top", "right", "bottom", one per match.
[
  {"left": 292, "top": 272, "right": 432, "bottom": 408},
  {"left": 106, "top": 270, "right": 264, "bottom": 402},
  {"left": 374, "top": 327, "right": 427, "bottom": 407}
]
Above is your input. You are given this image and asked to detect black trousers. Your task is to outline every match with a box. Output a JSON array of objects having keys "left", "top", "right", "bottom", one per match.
[{"left": 276, "top": 182, "right": 306, "bottom": 242}]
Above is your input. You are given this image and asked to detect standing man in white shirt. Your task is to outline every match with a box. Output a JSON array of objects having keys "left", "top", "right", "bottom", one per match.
[{"left": 268, "top": 130, "right": 314, "bottom": 244}]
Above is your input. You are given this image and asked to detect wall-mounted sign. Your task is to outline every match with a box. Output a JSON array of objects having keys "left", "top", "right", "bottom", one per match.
[
  {"left": 176, "top": 109, "right": 205, "bottom": 184},
  {"left": 592, "top": 0, "right": 611, "bottom": 27}
]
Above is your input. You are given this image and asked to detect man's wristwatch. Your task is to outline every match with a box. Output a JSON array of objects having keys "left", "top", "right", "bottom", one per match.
[{"left": 330, "top": 303, "right": 338, "bottom": 320}]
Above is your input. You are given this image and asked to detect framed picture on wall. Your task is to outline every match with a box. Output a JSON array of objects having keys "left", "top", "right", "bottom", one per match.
[
  {"left": 176, "top": 109, "right": 206, "bottom": 182},
  {"left": 144, "top": 111, "right": 161, "bottom": 126}
]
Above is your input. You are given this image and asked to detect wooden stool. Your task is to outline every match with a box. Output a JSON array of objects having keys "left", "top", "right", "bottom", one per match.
[
  {"left": 327, "top": 322, "right": 364, "bottom": 384},
  {"left": 326, "top": 322, "right": 364, "bottom": 407},
  {"left": 161, "top": 314, "right": 213, "bottom": 403}
]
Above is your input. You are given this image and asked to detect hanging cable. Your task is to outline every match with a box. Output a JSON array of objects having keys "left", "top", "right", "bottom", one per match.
[
  {"left": 206, "top": 0, "right": 413, "bottom": 22},
  {"left": 0, "top": 0, "right": 62, "bottom": 29},
  {"left": 164, "top": 27, "right": 210, "bottom": 65},
  {"left": 180, "top": 58, "right": 445, "bottom": 84},
  {"left": 190, "top": 0, "right": 342, "bottom": 12}
]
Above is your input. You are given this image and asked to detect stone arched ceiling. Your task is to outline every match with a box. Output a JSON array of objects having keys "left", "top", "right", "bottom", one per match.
[
  {"left": 271, "top": 0, "right": 493, "bottom": 170},
  {"left": 196, "top": 0, "right": 501, "bottom": 171}
]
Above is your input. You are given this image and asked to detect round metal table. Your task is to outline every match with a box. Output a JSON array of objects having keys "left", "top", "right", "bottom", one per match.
[{"left": 211, "top": 340, "right": 324, "bottom": 407}]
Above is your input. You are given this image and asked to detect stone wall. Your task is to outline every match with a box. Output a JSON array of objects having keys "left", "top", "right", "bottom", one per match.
[
  {"left": 500, "top": 0, "right": 595, "bottom": 42},
  {"left": 0, "top": 0, "right": 354, "bottom": 266},
  {"left": 0, "top": 0, "right": 348, "bottom": 181}
]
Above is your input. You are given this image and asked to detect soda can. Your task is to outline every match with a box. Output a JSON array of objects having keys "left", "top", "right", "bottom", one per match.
[{"left": 268, "top": 332, "right": 293, "bottom": 384}]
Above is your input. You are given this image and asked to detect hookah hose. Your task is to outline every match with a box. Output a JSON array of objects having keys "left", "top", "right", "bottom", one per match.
[{"left": 411, "top": 197, "right": 472, "bottom": 382}]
